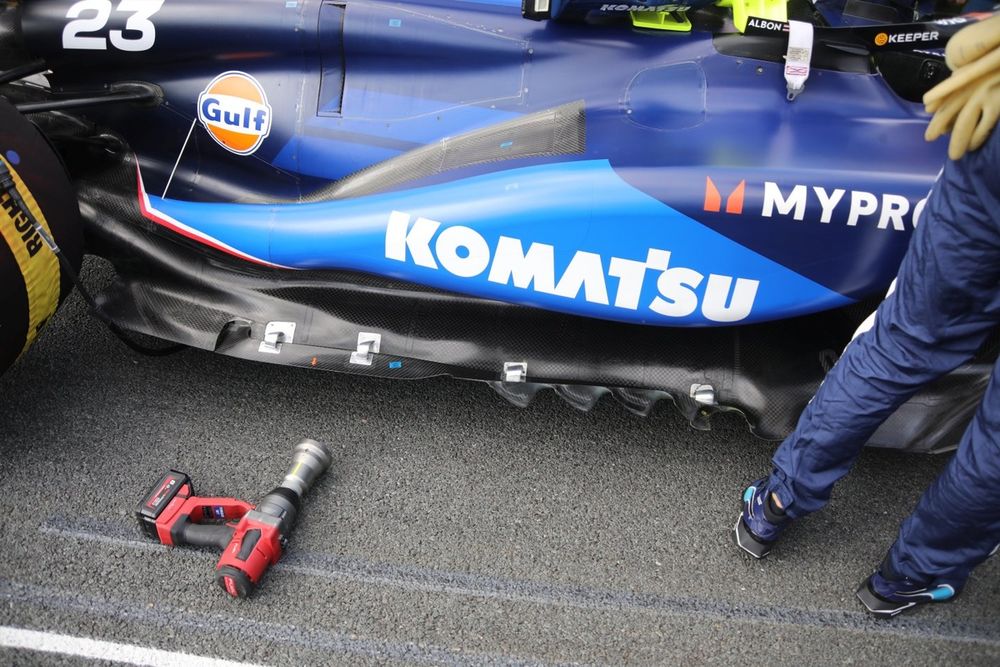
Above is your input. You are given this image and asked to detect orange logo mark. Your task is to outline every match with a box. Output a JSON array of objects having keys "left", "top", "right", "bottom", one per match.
[
  {"left": 874, "top": 33, "right": 888, "bottom": 47},
  {"left": 704, "top": 177, "right": 745, "bottom": 215}
]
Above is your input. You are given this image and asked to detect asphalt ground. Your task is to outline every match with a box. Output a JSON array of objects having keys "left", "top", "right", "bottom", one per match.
[{"left": 1, "top": 259, "right": 999, "bottom": 666}]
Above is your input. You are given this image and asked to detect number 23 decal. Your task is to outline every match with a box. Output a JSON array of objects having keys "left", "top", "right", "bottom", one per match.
[{"left": 63, "top": 0, "right": 165, "bottom": 52}]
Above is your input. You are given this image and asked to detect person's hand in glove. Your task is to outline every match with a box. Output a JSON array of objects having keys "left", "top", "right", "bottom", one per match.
[{"left": 923, "top": 14, "right": 1000, "bottom": 160}]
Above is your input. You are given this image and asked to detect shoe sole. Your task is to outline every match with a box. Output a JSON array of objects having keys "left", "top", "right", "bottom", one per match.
[
  {"left": 855, "top": 579, "right": 957, "bottom": 618},
  {"left": 855, "top": 580, "right": 917, "bottom": 617},
  {"left": 732, "top": 512, "right": 772, "bottom": 559}
]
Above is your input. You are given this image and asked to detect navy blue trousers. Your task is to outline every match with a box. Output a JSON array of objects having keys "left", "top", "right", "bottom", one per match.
[{"left": 768, "top": 128, "right": 1000, "bottom": 589}]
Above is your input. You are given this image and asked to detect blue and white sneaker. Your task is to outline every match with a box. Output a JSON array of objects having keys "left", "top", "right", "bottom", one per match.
[
  {"left": 733, "top": 478, "right": 790, "bottom": 559},
  {"left": 856, "top": 570, "right": 958, "bottom": 617}
]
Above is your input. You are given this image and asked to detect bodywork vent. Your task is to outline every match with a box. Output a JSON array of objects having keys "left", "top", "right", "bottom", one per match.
[{"left": 303, "top": 100, "right": 586, "bottom": 202}]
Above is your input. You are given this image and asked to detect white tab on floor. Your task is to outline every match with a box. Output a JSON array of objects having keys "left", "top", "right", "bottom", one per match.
[{"left": 0, "top": 626, "right": 268, "bottom": 667}]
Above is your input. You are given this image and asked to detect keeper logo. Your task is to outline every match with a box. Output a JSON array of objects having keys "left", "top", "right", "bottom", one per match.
[{"left": 875, "top": 30, "right": 940, "bottom": 47}]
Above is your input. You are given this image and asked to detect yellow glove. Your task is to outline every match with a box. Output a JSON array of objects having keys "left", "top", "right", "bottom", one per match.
[
  {"left": 923, "top": 15, "right": 1000, "bottom": 160},
  {"left": 945, "top": 14, "right": 1000, "bottom": 71}
]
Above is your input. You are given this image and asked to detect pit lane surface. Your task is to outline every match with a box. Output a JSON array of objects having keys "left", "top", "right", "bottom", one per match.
[{"left": 1, "top": 260, "right": 998, "bottom": 666}]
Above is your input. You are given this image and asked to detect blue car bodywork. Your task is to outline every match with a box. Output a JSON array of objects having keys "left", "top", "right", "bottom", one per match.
[{"left": 8, "top": 0, "right": 994, "bottom": 450}]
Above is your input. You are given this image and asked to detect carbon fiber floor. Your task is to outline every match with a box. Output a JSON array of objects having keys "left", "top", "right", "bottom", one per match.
[{"left": 1, "top": 259, "right": 998, "bottom": 666}]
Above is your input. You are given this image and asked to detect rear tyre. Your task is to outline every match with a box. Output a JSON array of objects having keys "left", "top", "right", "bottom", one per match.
[{"left": 0, "top": 96, "right": 83, "bottom": 374}]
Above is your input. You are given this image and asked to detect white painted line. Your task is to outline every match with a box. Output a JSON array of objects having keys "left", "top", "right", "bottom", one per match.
[{"left": 0, "top": 626, "right": 268, "bottom": 667}]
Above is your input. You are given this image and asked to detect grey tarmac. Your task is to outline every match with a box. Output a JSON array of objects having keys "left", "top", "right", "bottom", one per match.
[{"left": 1, "top": 259, "right": 998, "bottom": 666}]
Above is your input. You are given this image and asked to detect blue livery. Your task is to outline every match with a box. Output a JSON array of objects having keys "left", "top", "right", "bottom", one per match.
[
  {"left": 21, "top": 0, "right": 965, "bottom": 326},
  {"left": 10, "top": 0, "right": 994, "bottom": 450},
  {"left": 145, "top": 160, "right": 853, "bottom": 325}
]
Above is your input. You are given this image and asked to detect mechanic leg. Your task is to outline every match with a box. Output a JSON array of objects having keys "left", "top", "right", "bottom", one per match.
[
  {"left": 768, "top": 131, "right": 1000, "bottom": 519},
  {"left": 881, "top": 356, "right": 1000, "bottom": 590}
]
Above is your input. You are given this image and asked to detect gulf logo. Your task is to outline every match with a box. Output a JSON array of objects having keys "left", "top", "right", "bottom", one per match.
[{"left": 197, "top": 71, "right": 272, "bottom": 156}]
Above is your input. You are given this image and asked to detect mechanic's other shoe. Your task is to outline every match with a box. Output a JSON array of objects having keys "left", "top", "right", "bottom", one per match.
[
  {"left": 856, "top": 570, "right": 958, "bottom": 617},
  {"left": 733, "top": 478, "right": 791, "bottom": 559}
]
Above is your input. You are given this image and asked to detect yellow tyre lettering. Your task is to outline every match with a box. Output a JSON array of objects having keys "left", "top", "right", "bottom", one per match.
[{"left": 0, "top": 156, "right": 60, "bottom": 359}]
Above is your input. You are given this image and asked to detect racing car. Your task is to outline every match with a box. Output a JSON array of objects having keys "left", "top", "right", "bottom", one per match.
[{"left": 1, "top": 0, "right": 994, "bottom": 452}]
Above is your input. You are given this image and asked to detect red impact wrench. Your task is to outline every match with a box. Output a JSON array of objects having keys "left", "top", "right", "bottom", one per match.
[{"left": 136, "top": 439, "right": 333, "bottom": 597}]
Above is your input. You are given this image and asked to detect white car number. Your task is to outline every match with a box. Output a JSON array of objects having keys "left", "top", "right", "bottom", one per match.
[{"left": 62, "top": 0, "right": 165, "bottom": 52}]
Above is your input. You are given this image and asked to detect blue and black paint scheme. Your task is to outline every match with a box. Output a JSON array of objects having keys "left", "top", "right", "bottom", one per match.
[
  {"left": 11, "top": 0, "right": 991, "bottom": 449},
  {"left": 19, "top": 0, "right": 952, "bottom": 325}
]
